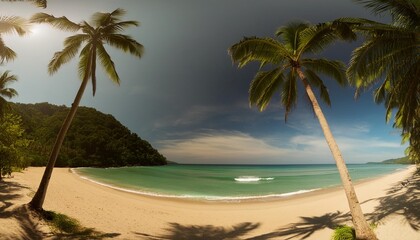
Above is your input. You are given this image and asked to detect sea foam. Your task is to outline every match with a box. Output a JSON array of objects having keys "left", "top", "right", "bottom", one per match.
[{"left": 234, "top": 176, "right": 274, "bottom": 182}]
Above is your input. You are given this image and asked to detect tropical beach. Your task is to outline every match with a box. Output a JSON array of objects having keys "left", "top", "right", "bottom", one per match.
[
  {"left": 0, "top": 0, "right": 418, "bottom": 239},
  {"left": 0, "top": 166, "right": 418, "bottom": 239}
]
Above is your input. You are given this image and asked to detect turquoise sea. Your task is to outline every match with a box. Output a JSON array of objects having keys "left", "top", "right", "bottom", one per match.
[{"left": 74, "top": 164, "right": 407, "bottom": 201}]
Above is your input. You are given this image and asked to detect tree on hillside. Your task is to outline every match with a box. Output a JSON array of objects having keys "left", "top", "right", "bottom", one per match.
[
  {"left": 0, "top": 114, "right": 30, "bottom": 179},
  {"left": 0, "top": 71, "right": 18, "bottom": 116},
  {"left": 229, "top": 21, "right": 378, "bottom": 240},
  {"left": 344, "top": 0, "right": 419, "bottom": 162},
  {"left": 29, "top": 8, "right": 144, "bottom": 210}
]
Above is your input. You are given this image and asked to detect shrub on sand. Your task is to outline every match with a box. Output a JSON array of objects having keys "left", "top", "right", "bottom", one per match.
[{"left": 332, "top": 225, "right": 355, "bottom": 240}]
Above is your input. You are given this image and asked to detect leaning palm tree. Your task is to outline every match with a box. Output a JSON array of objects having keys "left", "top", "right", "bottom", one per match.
[
  {"left": 344, "top": 0, "right": 419, "bottom": 161},
  {"left": 28, "top": 8, "right": 144, "bottom": 210},
  {"left": 229, "top": 21, "right": 377, "bottom": 240},
  {"left": 0, "top": 70, "right": 18, "bottom": 116}
]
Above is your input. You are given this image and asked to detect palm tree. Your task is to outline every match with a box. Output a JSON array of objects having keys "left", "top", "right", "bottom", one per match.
[
  {"left": 229, "top": 21, "right": 377, "bottom": 240},
  {"left": 344, "top": 0, "right": 419, "bottom": 161},
  {"left": 0, "top": 71, "right": 18, "bottom": 116},
  {"left": 28, "top": 8, "right": 144, "bottom": 210}
]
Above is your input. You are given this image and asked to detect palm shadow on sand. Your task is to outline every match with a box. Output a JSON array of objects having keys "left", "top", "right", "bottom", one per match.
[
  {"left": 134, "top": 222, "right": 261, "bottom": 240},
  {"left": 246, "top": 211, "right": 350, "bottom": 240},
  {"left": 134, "top": 169, "right": 419, "bottom": 240},
  {"left": 0, "top": 179, "right": 121, "bottom": 240},
  {"left": 0, "top": 179, "right": 50, "bottom": 239},
  {"left": 364, "top": 168, "right": 420, "bottom": 231}
]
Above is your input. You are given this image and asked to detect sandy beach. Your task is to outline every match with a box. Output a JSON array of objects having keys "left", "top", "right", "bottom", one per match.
[{"left": 0, "top": 166, "right": 418, "bottom": 239}]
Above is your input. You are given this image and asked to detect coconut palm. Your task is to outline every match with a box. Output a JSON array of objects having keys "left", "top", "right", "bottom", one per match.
[
  {"left": 0, "top": 71, "right": 18, "bottom": 116},
  {"left": 28, "top": 8, "right": 144, "bottom": 210},
  {"left": 229, "top": 21, "right": 377, "bottom": 240}
]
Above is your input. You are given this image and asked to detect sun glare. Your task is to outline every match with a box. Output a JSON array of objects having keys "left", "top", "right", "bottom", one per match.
[{"left": 29, "top": 24, "right": 47, "bottom": 36}]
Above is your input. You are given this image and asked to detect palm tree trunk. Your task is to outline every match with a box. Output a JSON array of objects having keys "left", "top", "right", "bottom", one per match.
[
  {"left": 29, "top": 54, "right": 93, "bottom": 211},
  {"left": 297, "top": 68, "right": 377, "bottom": 240}
]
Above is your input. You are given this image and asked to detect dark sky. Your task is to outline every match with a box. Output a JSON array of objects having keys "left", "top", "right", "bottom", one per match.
[{"left": 2, "top": 0, "right": 405, "bottom": 164}]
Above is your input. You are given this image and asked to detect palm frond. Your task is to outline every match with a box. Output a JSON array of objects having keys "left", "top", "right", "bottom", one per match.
[
  {"left": 305, "top": 69, "right": 331, "bottom": 106},
  {"left": 298, "top": 21, "right": 357, "bottom": 56},
  {"left": 347, "top": 29, "right": 417, "bottom": 89},
  {"left": 30, "top": 12, "right": 80, "bottom": 32},
  {"left": 30, "top": 0, "right": 46, "bottom": 8},
  {"left": 78, "top": 44, "right": 92, "bottom": 81},
  {"left": 353, "top": 0, "right": 419, "bottom": 28},
  {"left": 373, "top": 77, "right": 391, "bottom": 103},
  {"left": 302, "top": 58, "right": 347, "bottom": 86},
  {"left": 249, "top": 67, "right": 285, "bottom": 111},
  {"left": 0, "top": 70, "right": 18, "bottom": 101},
  {"left": 103, "top": 34, "right": 144, "bottom": 58},
  {"left": 275, "top": 22, "right": 310, "bottom": 52},
  {"left": 228, "top": 37, "right": 290, "bottom": 68},
  {"left": 48, "top": 35, "right": 87, "bottom": 74},
  {"left": 0, "top": 37, "right": 17, "bottom": 63},
  {"left": 1, "top": 0, "right": 47, "bottom": 8},
  {"left": 91, "top": 8, "right": 126, "bottom": 27},
  {"left": 80, "top": 21, "right": 95, "bottom": 35},
  {"left": 96, "top": 43, "right": 120, "bottom": 84},
  {"left": 281, "top": 69, "right": 298, "bottom": 121},
  {"left": 101, "top": 21, "right": 139, "bottom": 34},
  {"left": 0, "top": 16, "right": 28, "bottom": 36}
]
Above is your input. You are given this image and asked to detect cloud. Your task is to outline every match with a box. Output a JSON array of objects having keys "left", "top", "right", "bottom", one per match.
[
  {"left": 159, "top": 131, "right": 293, "bottom": 164},
  {"left": 158, "top": 129, "right": 405, "bottom": 164}
]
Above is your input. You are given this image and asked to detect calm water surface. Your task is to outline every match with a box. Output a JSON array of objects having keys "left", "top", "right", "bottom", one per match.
[{"left": 74, "top": 164, "right": 407, "bottom": 200}]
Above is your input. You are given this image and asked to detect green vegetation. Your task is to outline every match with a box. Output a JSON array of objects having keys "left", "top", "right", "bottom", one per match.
[
  {"left": 41, "top": 210, "right": 119, "bottom": 238},
  {"left": 0, "top": 113, "right": 30, "bottom": 179},
  {"left": 11, "top": 102, "right": 166, "bottom": 167},
  {"left": 367, "top": 156, "right": 412, "bottom": 165},
  {"left": 229, "top": 21, "right": 377, "bottom": 239},
  {"left": 331, "top": 225, "right": 355, "bottom": 240},
  {"left": 381, "top": 156, "right": 412, "bottom": 165},
  {"left": 42, "top": 210, "right": 81, "bottom": 234}
]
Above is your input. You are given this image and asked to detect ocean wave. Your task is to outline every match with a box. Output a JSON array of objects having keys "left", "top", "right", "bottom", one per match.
[{"left": 234, "top": 176, "right": 274, "bottom": 182}]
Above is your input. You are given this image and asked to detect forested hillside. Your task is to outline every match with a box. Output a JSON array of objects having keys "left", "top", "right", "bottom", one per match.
[{"left": 11, "top": 102, "right": 167, "bottom": 167}]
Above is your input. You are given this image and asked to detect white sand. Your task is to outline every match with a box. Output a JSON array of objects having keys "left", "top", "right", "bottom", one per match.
[{"left": 0, "top": 166, "right": 418, "bottom": 239}]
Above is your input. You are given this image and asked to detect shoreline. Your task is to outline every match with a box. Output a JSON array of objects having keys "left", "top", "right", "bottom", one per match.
[
  {"left": 70, "top": 164, "right": 411, "bottom": 204},
  {"left": 1, "top": 165, "right": 418, "bottom": 239}
]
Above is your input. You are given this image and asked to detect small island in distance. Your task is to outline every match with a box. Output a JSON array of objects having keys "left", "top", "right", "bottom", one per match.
[
  {"left": 367, "top": 156, "right": 412, "bottom": 165},
  {"left": 11, "top": 102, "right": 167, "bottom": 168}
]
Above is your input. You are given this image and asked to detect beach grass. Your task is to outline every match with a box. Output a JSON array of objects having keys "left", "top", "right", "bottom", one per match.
[
  {"left": 41, "top": 209, "right": 120, "bottom": 239},
  {"left": 42, "top": 210, "right": 81, "bottom": 234}
]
